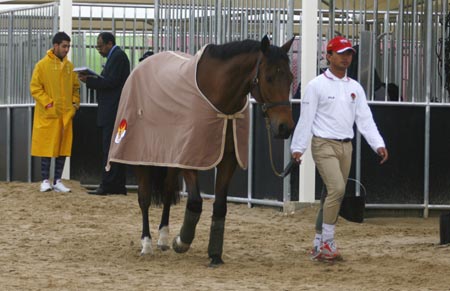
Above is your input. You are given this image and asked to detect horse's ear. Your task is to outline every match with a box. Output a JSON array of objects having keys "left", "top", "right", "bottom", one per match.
[
  {"left": 281, "top": 36, "right": 295, "bottom": 53},
  {"left": 261, "top": 35, "right": 270, "bottom": 53}
]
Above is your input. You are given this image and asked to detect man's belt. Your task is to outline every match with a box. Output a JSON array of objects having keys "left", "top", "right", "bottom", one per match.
[
  {"left": 314, "top": 136, "right": 352, "bottom": 143},
  {"left": 332, "top": 138, "right": 352, "bottom": 143}
]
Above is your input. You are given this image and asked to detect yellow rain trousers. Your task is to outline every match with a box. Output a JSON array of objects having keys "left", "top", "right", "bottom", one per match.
[{"left": 30, "top": 49, "right": 80, "bottom": 157}]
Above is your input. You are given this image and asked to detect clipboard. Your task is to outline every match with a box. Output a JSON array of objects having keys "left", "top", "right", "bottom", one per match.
[{"left": 73, "top": 67, "right": 103, "bottom": 78}]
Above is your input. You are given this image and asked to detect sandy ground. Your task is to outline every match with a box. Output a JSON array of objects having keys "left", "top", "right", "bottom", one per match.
[{"left": 0, "top": 180, "right": 449, "bottom": 291}]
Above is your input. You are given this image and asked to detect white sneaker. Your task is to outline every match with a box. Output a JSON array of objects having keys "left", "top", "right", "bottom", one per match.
[
  {"left": 40, "top": 180, "right": 52, "bottom": 192},
  {"left": 53, "top": 180, "right": 71, "bottom": 193}
]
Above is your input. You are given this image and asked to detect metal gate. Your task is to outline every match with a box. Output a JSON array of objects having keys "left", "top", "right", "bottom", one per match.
[
  {"left": 154, "top": 0, "right": 291, "bottom": 53},
  {"left": 0, "top": 3, "right": 57, "bottom": 105}
]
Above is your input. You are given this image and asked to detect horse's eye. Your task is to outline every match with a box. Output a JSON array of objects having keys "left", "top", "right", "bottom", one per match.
[{"left": 266, "top": 76, "right": 273, "bottom": 83}]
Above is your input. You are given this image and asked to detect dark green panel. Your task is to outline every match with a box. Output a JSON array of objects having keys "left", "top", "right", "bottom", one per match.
[
  {"left": 361, "top": 105, "right": 424, "bottom": 204},
  {"left": 430, "top": 107, "right": 450, "bottom": 204},
  {"left": 71, "top": 106, "right": 103, "bottom": 185},
  {"left": 11, "top": 107, "right": 31, "bottom": 182},
  {"left": 228, "top": 167, "right": 248, "bottom": 198},
  {"left": 0, "top": 108, "right": 7, "bottom": 181},
  {"left": 252, "top": 105, "right": 285, "bottom": 201}
]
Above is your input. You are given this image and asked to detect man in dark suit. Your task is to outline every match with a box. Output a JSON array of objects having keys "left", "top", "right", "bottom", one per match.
[{"left": 78, "top": 32, "right": 130, "bottom": 195}]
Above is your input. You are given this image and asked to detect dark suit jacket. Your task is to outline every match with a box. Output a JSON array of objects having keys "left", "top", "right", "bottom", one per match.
[{"left": 86, "top": 46, "right": 130, "bottom": 127}]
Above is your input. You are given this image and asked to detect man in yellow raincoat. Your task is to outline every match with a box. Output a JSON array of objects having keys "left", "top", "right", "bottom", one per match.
[{"left": 30, "top": 32, "right": 80, "bottom": 193}]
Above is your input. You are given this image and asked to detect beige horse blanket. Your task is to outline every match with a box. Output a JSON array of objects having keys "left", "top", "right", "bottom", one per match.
[{"left": 106, "top": 48, "right": 249, "bottom": 170}]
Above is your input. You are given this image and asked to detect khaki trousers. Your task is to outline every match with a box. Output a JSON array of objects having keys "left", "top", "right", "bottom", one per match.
[{"left": 311, "top": 136, "right": 352, "bottom": 231}]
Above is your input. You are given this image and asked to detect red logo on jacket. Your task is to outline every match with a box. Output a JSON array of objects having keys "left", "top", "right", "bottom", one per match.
[{"left": 114, "top": 119, "right": 127, "bottom": 144}]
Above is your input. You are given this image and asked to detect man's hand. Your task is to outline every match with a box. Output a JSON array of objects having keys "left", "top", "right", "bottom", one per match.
[
  {"left": 377, "top": 147, "right": 389, "bottom": 164},
  {"left": 78, "top": 73, "right": 88, "bottom": 83},
  {"left": 292, "top": 152, "right": 303, "bottom": 164},
  {"left": 45, "top": 102, "right": 53, "bottom": 109}
]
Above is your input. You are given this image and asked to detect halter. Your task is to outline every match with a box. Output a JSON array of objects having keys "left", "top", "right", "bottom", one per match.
[
  {"left": 251, "top": 53, "right": 291, "bottom": 117},
  {"left": 251, "top": 53, "right": 294, "bottom": 178}
]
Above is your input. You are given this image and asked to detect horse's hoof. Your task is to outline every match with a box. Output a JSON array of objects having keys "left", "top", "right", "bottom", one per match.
[
  {"left": 140, "top": 237, "right": 153, "bottom": 255},
  {"left": 157, "top": 226, "right": 170, "bottom": 251},
  {"left": 208, "top": 256, "right": 225, "bottom": 268},
  {"left": 172, "top": 235, "right": 190, "bottom": 253}
]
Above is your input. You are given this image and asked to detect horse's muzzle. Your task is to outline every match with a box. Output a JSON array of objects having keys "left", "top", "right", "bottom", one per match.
[{"left": 275, "top": 123, "right": 292, "bottom": 139}]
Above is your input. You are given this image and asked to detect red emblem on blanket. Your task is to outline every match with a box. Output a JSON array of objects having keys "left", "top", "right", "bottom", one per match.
[
  {"left": 114, "top": 119, "right": 127, "bottom": 144},
  {"left": 351, "top": 93, "right": 356, "bottom": 100}
]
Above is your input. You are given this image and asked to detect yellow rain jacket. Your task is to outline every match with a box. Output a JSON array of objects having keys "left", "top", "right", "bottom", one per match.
[{"left": 30, "top": 49, "right": 80, "bottom": 157}]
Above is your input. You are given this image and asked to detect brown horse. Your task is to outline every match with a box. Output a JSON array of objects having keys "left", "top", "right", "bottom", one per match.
[{"left": 120, "top": 36, "right": 294, "bottom": 267}]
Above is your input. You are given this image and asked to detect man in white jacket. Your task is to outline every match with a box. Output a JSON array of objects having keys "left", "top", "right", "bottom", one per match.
[{"left": 290, "top": 36, "right": 389, "bottom": 261}]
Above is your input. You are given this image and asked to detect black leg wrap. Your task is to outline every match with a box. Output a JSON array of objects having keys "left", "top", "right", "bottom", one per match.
[
  {"left": 187, "top": 200, "right": 203, "bottom": 213},
  {"left": 179, "top": 208, "right": 201, "bottom": 244},
  {"left": 212, "top": 202, "right": 227, "bottom": 218},
  {"left": 208, "top": 216, "right": 226, "bottom": 262}
]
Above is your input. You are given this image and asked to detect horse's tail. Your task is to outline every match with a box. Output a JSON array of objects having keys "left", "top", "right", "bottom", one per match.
[{"left": 140, "top": 166, "right": 180, "bottom": 206}]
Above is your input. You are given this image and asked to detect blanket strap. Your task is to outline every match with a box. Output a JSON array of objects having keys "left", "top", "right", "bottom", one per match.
[{"left": 216, "top": 113, "right": 245, "bottom": 119}]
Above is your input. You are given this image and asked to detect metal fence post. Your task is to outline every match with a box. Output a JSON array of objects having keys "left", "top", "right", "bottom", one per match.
[
  {"left": 423, "top": 0, "right": 433, "bottom": 218},
  {"left": 6, "top": 12, "right": 14, "bottom": 182},
  {"left": 154, "top": 0, "right": 160, "bottom": 53},
  {"left": 283, "top": 0, "right": 295, "bottom": 207}
]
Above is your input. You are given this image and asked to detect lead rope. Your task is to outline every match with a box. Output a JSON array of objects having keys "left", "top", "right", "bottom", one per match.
[
  {"left": 347, "top": 178, "right": 367, "bottom": 197},
  {"left": 264, "top": 116, "right": 295, "bottom": 178}
]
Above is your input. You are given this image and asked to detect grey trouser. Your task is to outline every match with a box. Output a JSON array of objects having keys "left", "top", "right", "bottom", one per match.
[{"left": 311, "top": 136, "right": 352, "bottom": 231}]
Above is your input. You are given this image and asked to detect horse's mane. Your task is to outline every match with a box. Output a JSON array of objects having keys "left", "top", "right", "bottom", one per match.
[
  {"left": 206, "top": 39, "right": 260, "bottom": 60},
  {"left": 206, "top": 39, "right": 290, "bottom": 63}
]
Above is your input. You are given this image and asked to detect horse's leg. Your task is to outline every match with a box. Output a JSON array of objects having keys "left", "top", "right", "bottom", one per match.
[
  {"left": 157, "top": 168, "right": 180, "bottom": 251},
  {"left": 172, "top": 169, "right": 202, "bottom": 253},
  {"left": 157, "top": 201, "right": 171, "bottom": 251},
  {"left": 208, "top": 152, "right": 237, "bottom": 267},
  {"left": 134, "top": 166, "right": 153, "bottom": 255}
]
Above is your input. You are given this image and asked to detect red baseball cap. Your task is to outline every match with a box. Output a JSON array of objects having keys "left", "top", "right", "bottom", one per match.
[{"left": 326, "top": 36, "right": 356, "bottom": 53}]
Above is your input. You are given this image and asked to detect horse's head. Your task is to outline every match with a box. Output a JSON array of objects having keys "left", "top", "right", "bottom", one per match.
[{"left": 251, "top": 36, "right": 295, "bottom": 139}]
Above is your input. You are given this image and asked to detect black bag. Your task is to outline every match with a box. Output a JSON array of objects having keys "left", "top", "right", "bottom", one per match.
[
  {"left": 440, "top": 212, "right": 450, "bottom": 245},
  {"left": 339, "top": 193, "right": 365, "bottom": 223}
]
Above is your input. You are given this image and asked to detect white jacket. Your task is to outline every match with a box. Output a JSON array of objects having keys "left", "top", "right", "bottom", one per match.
[{"left": 290, "top": 69, "right": 385, "bottom": 154}]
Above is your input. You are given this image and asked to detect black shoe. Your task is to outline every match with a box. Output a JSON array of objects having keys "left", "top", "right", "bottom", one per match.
[
  {"left": 104, "top": 185, "right": 127, "bottom": 195},
  {"left": 88, "top": 187, "right": 108, "bottom": 195},
  {"left": 108, "top": 189, "right": 127, "bottom": 195},
  {"left": 88, "top": 187, "right": 127, "bottom": 195}
]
